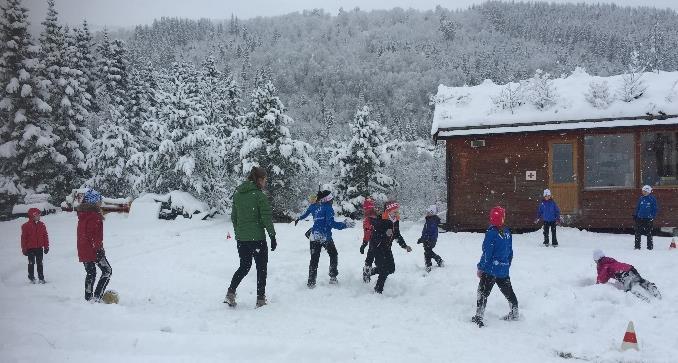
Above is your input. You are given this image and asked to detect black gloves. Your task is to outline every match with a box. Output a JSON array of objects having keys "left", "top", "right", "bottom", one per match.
[
  {"left": 417, "top": 238, "right": 424, "bottom": 244},
  {"left": 44, "top": 247, "right": 49, "bottom": 254},
  {"left": 294, "top": 219, "right": 299, "bottom": 226},
  {"left": 360, "top": 242, "right": 367, "bottom": 254},
  {"left": 96, "top": 249, "right": 106, "bottom": 261},
  {"left": 270, "top": 237, "right": 277, "bottom": 251}
]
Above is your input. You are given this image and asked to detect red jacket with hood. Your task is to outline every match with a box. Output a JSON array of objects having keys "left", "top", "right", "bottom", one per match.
[
  {"left": 21, "top": 220, "right": 49, "bottom": 254},
  {"left": 77, "top": 204, "right": 104, "bottom": 262}
]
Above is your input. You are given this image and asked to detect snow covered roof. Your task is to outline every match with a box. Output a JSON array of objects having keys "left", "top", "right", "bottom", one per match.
[{"left": 432, "top": 68, "right": 678, "bottom": 138}]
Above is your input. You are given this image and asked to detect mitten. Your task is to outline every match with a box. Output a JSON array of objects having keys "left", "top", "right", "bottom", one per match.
[
  {"left": 270, "top": 237, "right": 277, "bottom": 251},
  {"left": 43, "top": 247, "right": 49, "bottom": 254},
  {"left": 360, "top": 242, "right": 367, "bottom": 254}
]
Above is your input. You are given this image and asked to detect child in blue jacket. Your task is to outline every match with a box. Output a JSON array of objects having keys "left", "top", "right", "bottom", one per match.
[
  {"left": 417, "top": 205, "right": 444, "bottom": 273},
  {"left": 535, "top": 189, "right": 560, "bottom": 247},
  {"left": 634, "top": 185, "right": 658, "bottom": 250},
  {"left": 472, "top": 206, "right": 519, "bottom": 328},
  {"left": 296, "top": 190, "right": 353, "bottom": 288}
]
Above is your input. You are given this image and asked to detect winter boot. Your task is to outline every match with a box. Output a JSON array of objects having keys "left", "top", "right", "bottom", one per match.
[
  {"left": 255, "top": 295, "right": 267, "bottom": 308},
  {"left": 425, "top": 265, "right": 432, "bottom": 273},
  {"left": 501, "top": 306, "right": 520, "bottom": 321},
  {"left": 437, "top": 259, "right": 445, "bottom": 268},
  {"left": 329, "top": 276, "right": 338, "bottom": 285},
  {"left": 38, "top": 279, "right": 46, "bottom": 284},
  {"left": 471, "top": 315, "right": 484, "bottom": 328},
  {"left": 223, "top": 289, "right": 237, "bottom": 307},
  {"left": 307, "top": 279, "right": 316, "bottom": 289},
  {"left": 362, "top": 265, "right": 372, "bottom": 283}
]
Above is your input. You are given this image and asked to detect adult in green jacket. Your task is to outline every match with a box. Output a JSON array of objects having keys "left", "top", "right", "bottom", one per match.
[{"left": 225, "top": 166, "right": 276, "bottom": 308}]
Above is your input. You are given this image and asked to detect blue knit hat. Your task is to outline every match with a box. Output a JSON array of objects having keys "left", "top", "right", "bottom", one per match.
[{"left": 83, "top": 189, "right": 102, "bottom": 204}]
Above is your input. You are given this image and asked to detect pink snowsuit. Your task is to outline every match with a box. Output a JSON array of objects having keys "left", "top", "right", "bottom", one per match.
[{"left": 596, "top": 257, "right": 633, "bottom": 284}]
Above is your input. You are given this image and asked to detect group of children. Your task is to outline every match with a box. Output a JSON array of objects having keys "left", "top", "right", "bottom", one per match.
[
  {"left": 19, "top": 189, "right": 113, "bottom": 302},
  {"left": 294, "top": 192, "right": 446, "bottom": 294},
  {"left": 18, "top": 184, "right": 661, "bottom": 321}
]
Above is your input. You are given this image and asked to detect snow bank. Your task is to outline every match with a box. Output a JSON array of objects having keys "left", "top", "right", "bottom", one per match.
[
  {"left": 1, "top": 214, "right": 676, "bottom": 362},
  {"left": 432, "top": 69, "right": 678, "bottom": 135},
  {"left": 11, "top": 202, "right": 58, "bottom": 215}
]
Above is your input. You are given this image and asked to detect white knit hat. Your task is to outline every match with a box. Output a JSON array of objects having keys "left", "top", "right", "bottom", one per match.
[
  {"left": 642, "top": 185, "right": 652, "bottom": 193},
  {"left": 543, "top": 189, "right": 552, "bottom": 197},
  {"left": 426, "top": 205, "right": 438, "bottom": 215},
  {"left": 592, "top": 249, "right": 605, "bottom": 261}
]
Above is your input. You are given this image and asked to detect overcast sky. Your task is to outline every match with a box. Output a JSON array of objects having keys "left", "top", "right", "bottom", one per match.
[{"left": 23, "top": 0, "right": 678, "bottom": 29}]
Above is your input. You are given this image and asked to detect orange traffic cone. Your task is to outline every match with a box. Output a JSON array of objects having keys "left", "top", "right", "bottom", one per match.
[
  {"left": 670, "top": 238, "right": 676, "bottom": 249},
  {"left": 621, "top": 321, "right": 639, "bottom": 351},
  {"left": 227, "top": 232, "right": 232, "bottom": 240}
]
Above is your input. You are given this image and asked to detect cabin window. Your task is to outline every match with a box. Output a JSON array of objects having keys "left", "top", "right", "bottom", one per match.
[
  {"left": 584, "top": 134, "right": 635, "bottom": 188},
  {"left": 641, "top": 132, "right": 678, "bottom": 186}
]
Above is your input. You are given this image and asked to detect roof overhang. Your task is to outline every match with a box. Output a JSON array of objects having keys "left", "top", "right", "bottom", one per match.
[{"left": 433, "top": 114, "right": 678, "bottom": 141}]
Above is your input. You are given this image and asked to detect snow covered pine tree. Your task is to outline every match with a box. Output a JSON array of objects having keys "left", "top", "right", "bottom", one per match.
[{"left": 332, "top": 105, "right": 395, "bottom": 218}]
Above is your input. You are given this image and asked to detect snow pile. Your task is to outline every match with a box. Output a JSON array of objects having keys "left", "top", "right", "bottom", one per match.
[
  {"left": 132, "top": 191, "right": 210, "bottom": 220},
  {"left": 11, "top": 193, "right": 57, "bottom": 215},
  {"left": 432, "top": 69, "right": 678, "bottom": 136},
  {"left": 1, "top": 214, "right": 677, "bottom": 362}
]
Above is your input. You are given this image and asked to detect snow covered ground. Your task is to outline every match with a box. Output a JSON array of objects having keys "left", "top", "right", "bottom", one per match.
[{"left": 1, "top": 212, "right": 676, "bottom": 362}]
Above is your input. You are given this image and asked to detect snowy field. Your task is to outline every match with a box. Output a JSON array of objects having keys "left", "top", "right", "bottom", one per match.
[{"left": 1, "top": 212, "right": 676, "bottom": 363}]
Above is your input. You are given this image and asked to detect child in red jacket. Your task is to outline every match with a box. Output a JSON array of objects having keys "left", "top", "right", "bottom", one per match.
[
  {"left": 21, "top": 208, "right": 49, "bottom": 284},
  {"left": 77, "top": 189, "right": 112, "bottom": 302},
  {"left": 593, "top": 249, "right": 661, "bottom": 299}
]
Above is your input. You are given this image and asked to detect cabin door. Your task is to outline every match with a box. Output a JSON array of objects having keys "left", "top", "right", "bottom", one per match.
[{"left": 548, "top": 140, "right": 579, "bottom": 214}]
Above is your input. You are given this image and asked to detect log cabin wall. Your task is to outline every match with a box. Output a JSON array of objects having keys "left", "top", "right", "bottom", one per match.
[{"left": 444, "top": 125, "right": 678, "bottom": 231}]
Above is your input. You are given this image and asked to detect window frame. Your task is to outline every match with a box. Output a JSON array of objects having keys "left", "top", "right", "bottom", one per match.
[
  {"left": 583, "top": 132, "right": 636, "bottom": 190},
  {"left": 640, "top": 130, "right": 678, "bottom": 188}
]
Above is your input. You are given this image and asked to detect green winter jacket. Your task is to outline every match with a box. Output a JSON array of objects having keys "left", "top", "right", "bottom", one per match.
[{"left": 231, "top": 181, "right": 276, "bottom": 242}]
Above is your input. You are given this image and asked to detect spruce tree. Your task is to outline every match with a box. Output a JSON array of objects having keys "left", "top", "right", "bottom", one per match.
[
  {"left": 235, "top": 81, "right": 317, "bottom": 220},
  {"left": 39, "top": 1, "right": 92, "bottom": 201},
  {"left": 0, "top": 0, "right": 55, "bottom": 211},
  {"left": 332, "top": 105, "right": 395, "bottom": 217}
]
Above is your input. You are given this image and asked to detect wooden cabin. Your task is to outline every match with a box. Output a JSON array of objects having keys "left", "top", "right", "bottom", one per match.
[{"left": 431, "top": 69, "right": 678, "bottom": 232}]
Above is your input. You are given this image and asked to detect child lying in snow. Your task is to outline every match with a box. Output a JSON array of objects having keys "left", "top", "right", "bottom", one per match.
[{"left": 593, "top": 249, "right": 661, "bottom": 299}]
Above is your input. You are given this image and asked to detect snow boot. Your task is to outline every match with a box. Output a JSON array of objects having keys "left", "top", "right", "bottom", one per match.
[
  {"left": 28, "top": 278, "right": 36, "bottom": 284},
  {"left": 255, "top": 296, "right": 267, "bottom": 308},
  {"left": 38, "top": 279, "right": 46, "bottom": 284},
  {"left": 425, "top": 265, "right": 432, "bottom": 273},
  {"left": 501, "top": 306, "right": 520, "bottom": 321},
  {"left": 362, "top": 265, "right": 372, "bottom": 283},
  {"left": 223, "top": 290, "right": 237, "bottom": 307},
  {"left": 641, "top": 281, "right": 661, "bottom": 299},
  {"left": 437, "top": 259, "right": 445, "bottom": 268},
  {"left": 471, "top": 315, "right": 484, "bottom": 328},
  {"left": 307, "top": 279, "right": 316, "bottom": 289},
  {"left": 329, "top": 276, "right": 338, "bottom": 285},
  {"left": 543, "top": 241, "right": 550, "bottom": 247}
]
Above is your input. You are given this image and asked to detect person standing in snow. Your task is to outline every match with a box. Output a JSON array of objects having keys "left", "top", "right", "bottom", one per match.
[
  {"left": 366, "top": 201, "right": 412, "bottom": 294},
  {"left": 535, "top": 189, "right": 561, "bottom": 247},
  {"left": 77, "top": 189, "right": 113, "bottom": 302},
  {"left": 633, "top": 185, "right": 658, "bottom": 250},
  {"left": 300, "top": 190, "right": 353, "bottom": 288},
  {"left": 593, "top": 249, "right": 660, "bottom": 298},
  {"left": 21, "top": 208, "right": 49, "bottom": 284},
  {"left": 417, "top": 205, "right": 444, "bottom": 273},
  {"left": 472, "top": 206, "right": 519, "bottom": 328},
  {"left": 360, "top": 197, "right": 377, "bottom": 281},
  {"left": 225, "top": 167, "right": 276, "bottom": 308}
]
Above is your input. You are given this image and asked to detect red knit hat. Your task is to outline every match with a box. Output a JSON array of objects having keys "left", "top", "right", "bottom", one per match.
[
  {"left": 27, "top": 208, "right": 41, "bottom": 218},
  {"left": 489, "top": 206, "right": 505, "bottom": 227}
]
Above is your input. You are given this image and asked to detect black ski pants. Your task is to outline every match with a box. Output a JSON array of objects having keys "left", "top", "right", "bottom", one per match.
[
  {"left": 229, "top": 240, "right": 268, "bottom": 298},
  {"left": 83, "top": 256, "right": 112, "bottom": 301},
  {"left": 634, "top": 218, "right": 653, "bottom": 250},
  {"left": 543, "top": 221, "right": 558, "bottom": 245},
  {"left": 476, "top": 272, "right": 518, "bottom": 318},
  {"left": 364, "top": 243, "right": 375, "bottom": 266},
  {"left": 371, "top": 246, "right": 396, "bottom": 293},
  {"left": 423, "top": 241, "right": 442, "bottom": 267},
  {"left": 308, "top": 240, "right": 338, "bottom": 284},
  {"left": 26, "top": 248, "right": 44, "bottom": 281}
]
